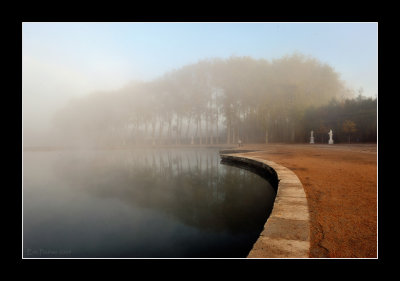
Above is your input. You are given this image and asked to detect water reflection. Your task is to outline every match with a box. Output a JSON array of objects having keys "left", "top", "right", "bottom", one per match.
[{"left": 23, "top": 148, "right": 276, "bottom": 258}]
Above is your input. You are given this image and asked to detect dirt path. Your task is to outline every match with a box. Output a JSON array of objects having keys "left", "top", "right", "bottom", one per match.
[{"left": 236, "top": 143, "right": 377, "bottom": 258}]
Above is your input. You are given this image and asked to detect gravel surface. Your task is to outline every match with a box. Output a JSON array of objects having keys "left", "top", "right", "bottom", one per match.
[{"left": 233, "top": 143, "right": 377, "bottom": 258}]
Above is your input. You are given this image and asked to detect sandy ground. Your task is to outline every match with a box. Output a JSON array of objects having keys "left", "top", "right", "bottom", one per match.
[{"left": 235, "top": 143, "right": 377, "bottom": 258}]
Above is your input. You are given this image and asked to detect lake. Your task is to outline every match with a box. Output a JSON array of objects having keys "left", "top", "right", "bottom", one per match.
[{"left": 23, "top": 148, "right": 276, "bottom": 258}]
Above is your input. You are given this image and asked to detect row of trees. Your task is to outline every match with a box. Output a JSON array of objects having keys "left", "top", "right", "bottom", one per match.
[{"left": 53, "top": 53, "right": 376, "bottom": 146}]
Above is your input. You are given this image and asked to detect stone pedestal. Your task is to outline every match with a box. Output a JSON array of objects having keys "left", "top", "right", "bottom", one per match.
[
  {"left": 310, "top": 137, "right": 314, "bottom": 144},
  {"left": 328, "top": 139, "right": 334, "bottom": 144}
]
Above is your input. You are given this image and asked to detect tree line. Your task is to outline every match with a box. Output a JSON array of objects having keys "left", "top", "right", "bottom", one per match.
[
  {"left": 53, "top": 53, "right": 376, "bottom": 146},
  {"left": 303, "top": 95, "right": 377, "bottom": 143}
]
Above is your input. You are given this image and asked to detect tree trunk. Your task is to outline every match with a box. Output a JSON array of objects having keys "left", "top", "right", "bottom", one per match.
[
  {"left": 209, "top": 109, "right": 213, "bottom": 145},
  {"left": 215, "top": 113, "right": 219, "bottom": 144},
  {"left": 158, "top": 120, "right": 163, "bottom": 144},
  {"left": 199, "top": 116, "right": 202, "bottom": 145},
  {"left": 175, "top": 116, "right": 179, "bottom": 145},
  {"left": 151, "top": 120, "right": 156, "bottom": 145},
  {"left": 291, "top": 125, "right": 295, "bottom": 143},
  {"left": 232, "top": 125, "right": 236, "bottom": 145},
  {"left": 226, "top": 118, "right": 231, "bottom": 145},
  {"left": 167, "top": 119, "right": 172, "bottom": 144},
  {"left": 179, "top": 117, "right": 183, "bottom": 145},
  {"left": 206, "top": 111, "right": 209, "bottom": 145},
  {"left": 185, "top": 115, "right": 191, "bottom": 142},
  {"left": 216, "top": 108, "right": 219, "bottom": 144},
  {"left": 195, "top": 117, "right": 199, "bottom": 144}
]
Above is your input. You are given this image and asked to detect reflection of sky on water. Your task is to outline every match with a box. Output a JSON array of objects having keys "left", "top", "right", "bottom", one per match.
[{"left": 23, "top": 148, "right": 276, "bottom": 258}]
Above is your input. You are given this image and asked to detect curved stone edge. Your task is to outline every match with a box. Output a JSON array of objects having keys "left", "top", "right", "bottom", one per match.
[{"left": 220, "top": 153, "right": 310, "bottom": 258}]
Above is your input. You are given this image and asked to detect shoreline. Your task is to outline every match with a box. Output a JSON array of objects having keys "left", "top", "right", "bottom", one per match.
[
  {"left": 220, "top": 153, "right": 310, "bottom": 258},
  {"left": 23, "top": 142, "right": 377, "bottom": 151}
]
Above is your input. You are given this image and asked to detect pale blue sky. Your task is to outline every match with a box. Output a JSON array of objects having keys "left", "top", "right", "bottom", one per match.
[{"left": 22, "top": 22, "right": 378, "bottom": 130}]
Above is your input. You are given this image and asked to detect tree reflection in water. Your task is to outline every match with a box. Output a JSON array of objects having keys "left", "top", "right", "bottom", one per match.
[
  {"left": 44, "top": 148, "right": 276, "bottom": 257},
  {"left": 55, "top": 148, "right": 275, "bottom": 233}
]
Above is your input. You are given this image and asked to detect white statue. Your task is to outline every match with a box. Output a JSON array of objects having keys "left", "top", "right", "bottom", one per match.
[
  {"left": 310, "top": 130, "right": 314, "bottom": 144},
  {"left": 328, "top": 129, "right": 334, "bottom": 144}
]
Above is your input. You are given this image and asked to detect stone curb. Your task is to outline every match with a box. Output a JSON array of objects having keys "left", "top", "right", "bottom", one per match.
[{"left": 220, "top": 153, "right": 310, "bottom": 258}]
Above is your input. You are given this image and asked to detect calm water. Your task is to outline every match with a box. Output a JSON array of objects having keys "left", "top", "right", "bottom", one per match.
[{"left": 23, "top": 148, "right": 276, "bottom": 258}]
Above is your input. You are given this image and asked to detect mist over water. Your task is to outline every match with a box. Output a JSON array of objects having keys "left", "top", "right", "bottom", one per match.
[
  {"left": 22, "top": 23, "right": 377, "bottom": 258},
  {"left": 23, "top": 148, "right": 276, "bottom": 258}
]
